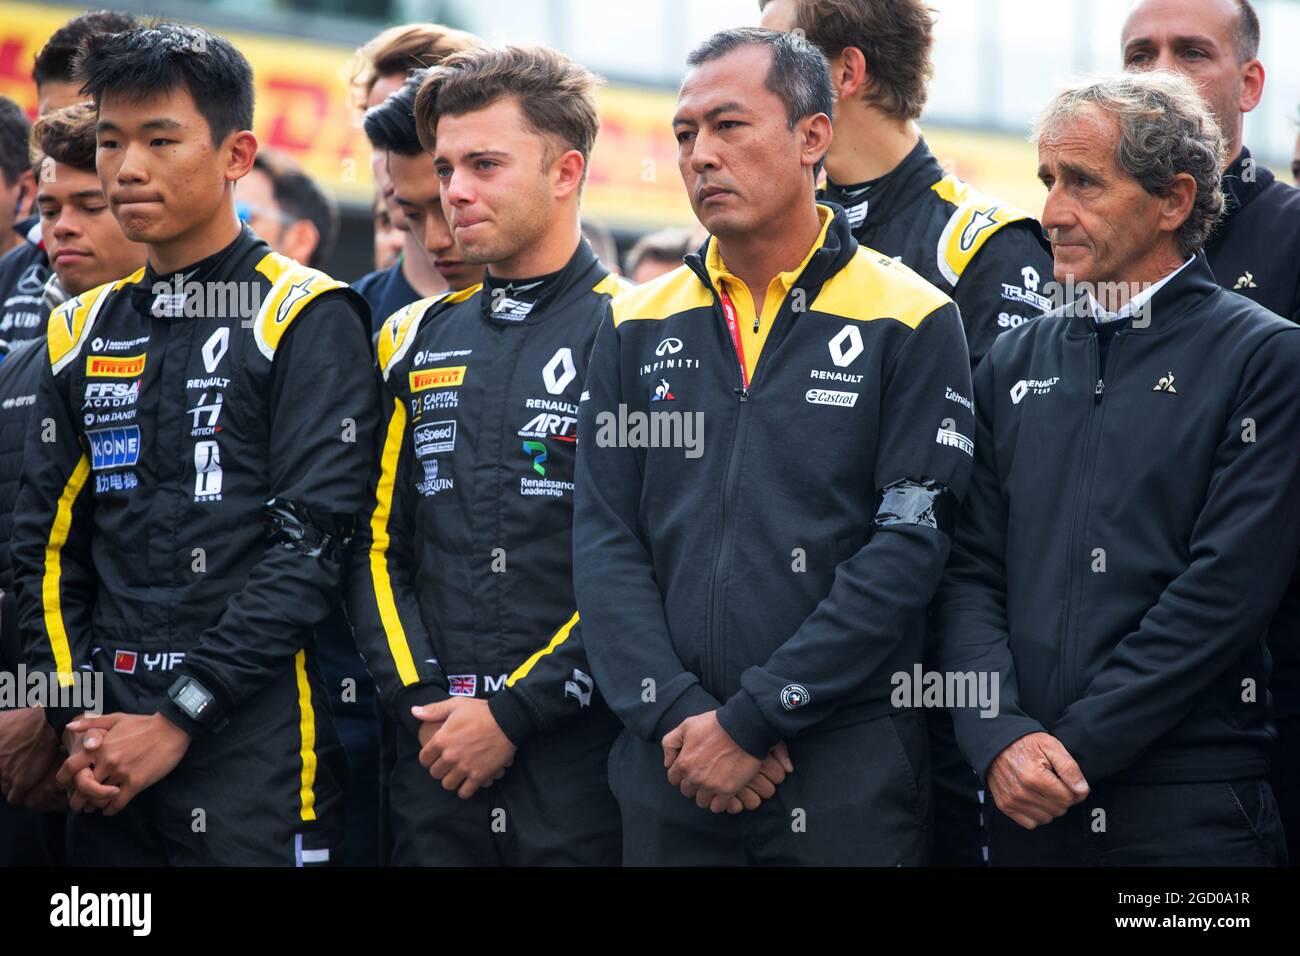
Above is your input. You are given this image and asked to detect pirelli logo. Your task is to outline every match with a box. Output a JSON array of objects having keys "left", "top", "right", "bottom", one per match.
[
  {"left": 410, "top": 365, "right": 467, "bottom": 392},
  {"left": 87, "top": 353, "right": 146, "bottom": 378}
]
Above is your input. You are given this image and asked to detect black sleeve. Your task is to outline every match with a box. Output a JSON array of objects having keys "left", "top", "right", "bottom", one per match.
[
  {"left": 573, "top": 308, "right": 723, "bottom": 743},
  {"left": 157, "top": 294, "right": 382, "bottom": 736},
  {"left": 1052, "top": 328, "right": 1300, "bottom": 784},
  {"left": 11, "top": 348, "right": 96, "bottom": 735},
  {"left": 713, "top": 302, "right": 976, "bottom": 758},
  {"left": 487, "top": 611, "right": 598, "bottom": 745},
  {"left": 953, "top": 222, "right": 1054, "bottom": 368},
  {"left": 930, "top": 348, "right": 1047, "bottom": 779},
  {"left": 345, "top": 369, "right": 452, "bottom": 738}
]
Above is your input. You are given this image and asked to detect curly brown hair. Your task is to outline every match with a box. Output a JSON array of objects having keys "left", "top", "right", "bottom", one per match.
[{"left": 30, "top": 101, "right": 98, "bottom": 176}]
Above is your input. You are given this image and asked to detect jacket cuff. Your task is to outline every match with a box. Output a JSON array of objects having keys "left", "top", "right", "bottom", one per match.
[
  {"left": 487, "top": 688, "right": 539, "bottom": 746},
  {"left": 715, "top": 688, "right": 781, "bottom": 759},
  {"left": 394, "top": 682, "right": 450, "bottom": 738},
  {"left": 651, "top": 683, "right": 719, "bottom": 742},
  {"left": 45, "top": 705, "right": 79, "bottom": 738},
  {"left": 157, "top": 697, "right": 206, "bottom": 739}
]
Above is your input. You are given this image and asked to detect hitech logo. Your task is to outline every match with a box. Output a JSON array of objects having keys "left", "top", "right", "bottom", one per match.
[
  {"left": 522, "top": 439, "right": 548, "bottom": 476},
  {"left": 410, "top": 365, "right": 467, "bottom": 392},
  {"left": 86, "top": 353, "right": 146, "bottom": 377}
]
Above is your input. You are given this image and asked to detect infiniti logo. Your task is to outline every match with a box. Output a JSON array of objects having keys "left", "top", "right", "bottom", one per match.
[{"left": 655, "top": 337, "right": 683, "bottom": 356}]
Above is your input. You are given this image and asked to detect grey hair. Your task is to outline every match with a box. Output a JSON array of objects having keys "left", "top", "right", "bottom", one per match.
[{"left": 1033, "top": 71, "right": 1226, "bottom": 258}]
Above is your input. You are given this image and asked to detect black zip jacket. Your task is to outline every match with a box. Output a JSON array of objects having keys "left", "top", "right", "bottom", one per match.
[
  {"left": 821, "top": 138, "right": 1053, "bottom": 367},
  {"left": 348, "top": 239, "right": 632, "bottom": 744},
  {"left": 0, "top": 337, "right": 45, "bottom": 595},
  {"left": 573, "top": 207, "right": 975, "bottom": 758},
  {"left": 933, "top": 254, "right": 1300, "bottom": 786},
  {"left": 1205, "top": 146, "right": 1300, "bottom": 324},
  {"left": 0, "top": 217, "right": 50, "bottom": 347},
  {"left": 11, "top": 225, "right": 380, "bottom": 736}
]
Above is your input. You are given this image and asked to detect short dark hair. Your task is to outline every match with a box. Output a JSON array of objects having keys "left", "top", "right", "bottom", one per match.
[
  {"left": 364, "top": 69, "right": 426, "bottom": 156},
  {"left": 686, "top": 27, "right": 834, "bottom": 132},
  {"left": 32, "top": 10, "right": 138, "bottom": 88},
  {"left": 685, "top": 27, "right": 834, "bottom": 176},
  {"left": 30, "top": 102, "right": 99, "bottom": 176},
  {"left": 765, "top": 0, "right": 935, "bottom": 121},
  {"left": 0, "top": 96, "right": 32, "bottom": 187},
  {"left": 251, "top": 150, "right": 339, "bottom": 268},
  {"left": 625, "top": 227, "right": 693, "bottom": 275},
  {"left": 413, "top": 44, "right": 601, "bottom": 183},
  {"left": 75, "top": 23, "right": 254, "bottom": 146},
  {"left": 1233, "top": 0, "right": 1260, "bottom": 63}
]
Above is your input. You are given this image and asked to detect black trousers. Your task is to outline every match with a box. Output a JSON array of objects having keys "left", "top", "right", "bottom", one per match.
[
  {"left": 926, "top": 706, "right": 987, "bottom": 865},
  {"left": 1268, "top": 713, "right": 1300, "bottom": 865},
  {"left": 388, "top": 705, "right": 621, "bottom": 866},
  {"left": 611, "top": 711, "right": 930, "bottom": 866},
  {"left": 66, "top": 663, "right": 346, "bottom": 867},
  {"left": 988, "top": 777, "right": 1288, "bottom": 866}
]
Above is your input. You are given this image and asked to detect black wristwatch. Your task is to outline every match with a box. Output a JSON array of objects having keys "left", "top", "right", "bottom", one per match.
[{"left": 167, "top": 675, "right": 223, "bottom": 730}]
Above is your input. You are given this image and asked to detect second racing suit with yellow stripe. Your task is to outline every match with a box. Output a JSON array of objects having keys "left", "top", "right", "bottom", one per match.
[
  {"left": 11, "top": 225, "right": 379, "bottom": 865},
  {"left": 347, "top": 238, "right": 627, "bottom": 864}
]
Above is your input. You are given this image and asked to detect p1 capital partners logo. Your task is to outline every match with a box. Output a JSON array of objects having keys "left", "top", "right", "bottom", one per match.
[
  {"left": 593, "top": 404, "right": 703, "bottom": 459},
  {"left": 50, "top": 886, "right": 151, "bottom": 936},
  {"left": 149, "top": 272, "right": 263, "bottom": 322},
  {"left": 890, "top": 664, "right": 1000, "bottom": 718},
  {"left": 0, "top": 665, "right": 101, "bottom": 713}
]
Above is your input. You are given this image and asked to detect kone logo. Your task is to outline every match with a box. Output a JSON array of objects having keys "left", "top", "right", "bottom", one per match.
[
  {"left": 543, "top": 347, "right": 576, "bottom": 395},
  {"left": 828, "top": 325, "right": 864, "bottom": 367}
]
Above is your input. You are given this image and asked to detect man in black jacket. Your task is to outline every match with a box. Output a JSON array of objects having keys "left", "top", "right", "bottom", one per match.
[
  {"left": 574, "top": 28, "right": 974, "bottom": 865},
  {"left": 13, "top": 24, "right": 379, "bottom": 866},
  {"left": 347, "top": 44, "right": 627, "bottom": 866},
  {"left": 933, "top": 71, "right": 1298, "bottom": 866},
  {"left": 0, "top": 99, "right": 146, "bottom": 865}
]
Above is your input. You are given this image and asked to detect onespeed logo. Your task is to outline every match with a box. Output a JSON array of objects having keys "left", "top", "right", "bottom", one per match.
[
  {"left": 86, "top": 353, "right": 146, "bottom": 377},
  {"left": 50, "top": 885, "right": 151, "bottom": 936}
]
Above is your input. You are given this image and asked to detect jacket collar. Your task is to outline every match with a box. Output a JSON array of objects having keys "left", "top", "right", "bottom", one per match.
[
  {"left": 129, "top": 223, "right": 268, "bottom": 320},
  {"left": 476, "top": 236, "right": 603, "bottom": 324},
  {"left": 1219, "top": 145, "right": 1275, "bottom": 221},
  {"left": 821, "top": 137, "right": 942, "bottom": 229},
  {"left": 684, "top": 201, "right": 858, "bottom": 301},
  {"left": 1063, "top": 251, "right": 1221, "bottom": 336}
]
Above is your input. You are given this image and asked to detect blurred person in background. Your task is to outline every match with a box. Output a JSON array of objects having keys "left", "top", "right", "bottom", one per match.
[
  {"left": 373, "top": 193, "right": 404, "bottom": 271},
  {"left": 1123, "top": 0, "right": 1300, "bottom": 864},
  {"left": 1, "top": 12, "right": 137, "bottom": 350},
  {"left": 0, "top": 102, "right": 145, "bottom": 866},
  {"left": 350, "top": 24, "right": 478, "bottom": 292},
  {"left": 761, "top": 0, "right": 1053, "bottom": 867},
  {"left": 31, "top": 10, "right": 138, "bottom": 116},
  {"left": 624, "top": 226, "right": 692, "bottom": 284},
  {"left": 236, "top": 149, "right": 339, "bottom": 270},
  {"left": 581, "top": 218, "right": 621, "bottom": 275},
  {"left": 0, "top": 98, "right": 44, "bottom": 347}
]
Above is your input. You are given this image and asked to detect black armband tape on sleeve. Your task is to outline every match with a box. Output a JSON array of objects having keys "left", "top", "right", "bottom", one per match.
[
  {"left": 872, "top": 478, "right": 957, "bottom": 536},
  {"left": 263, "top": 497, "right": 355, "bottom": 561}
]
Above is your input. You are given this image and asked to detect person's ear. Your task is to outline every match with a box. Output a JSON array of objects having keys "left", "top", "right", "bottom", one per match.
[
  {"left": 1159, "top": 171, "right": 1198, "bottom": 238},
  {"left": 800, "top": 113, "right": 834, "bottom": 171},
  {"left": 1239, "top": 59, "right": 1264, "bottom": 114},
  {"left": 552, "top": 148, "right": 586, "bottom": 201},
  {"left": 226, "top": 130, "right": 258, "bottom": 184},
  {"left": 837, "top": 47, "right": 869, "bottom": 101}
]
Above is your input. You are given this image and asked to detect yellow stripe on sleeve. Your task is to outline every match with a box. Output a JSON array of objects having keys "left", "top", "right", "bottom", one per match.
[
  {"left": 368, "top": 398, "right": 420, "bottom": 686},
  {"left": 507, "top": 611, "right": 580, "bottom": 686},
  {"left": 294, "top": 649, "right": 318, "bottom": 822},
  {"left": 43, "top": 455, "right": 91, "bottom": 687}
]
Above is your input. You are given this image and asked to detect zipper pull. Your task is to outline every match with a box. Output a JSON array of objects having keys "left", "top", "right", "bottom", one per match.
[
  {"left": 1094, "top": 378, "right": 1105, "bottom": 404},
  {"left": 752, "top": 315, "right": 760, "bottom": 334},
  {"left": 735, "top": 386, "right": 749, "bottom": 402}
]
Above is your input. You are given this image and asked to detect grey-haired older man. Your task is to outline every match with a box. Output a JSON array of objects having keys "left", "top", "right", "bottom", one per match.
[{"left": 931, "top": 71, "right": 1300, "bottom": 866}]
